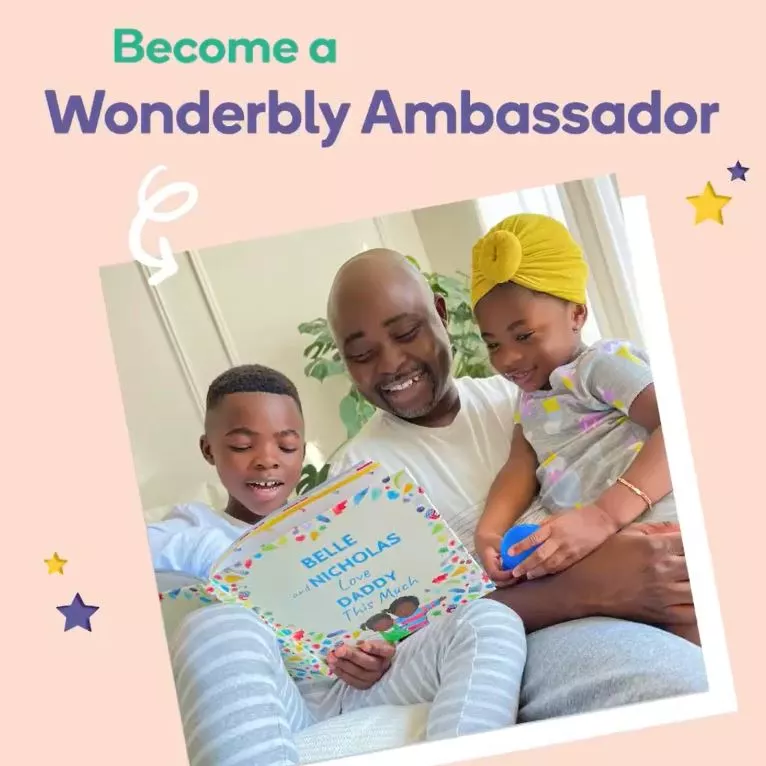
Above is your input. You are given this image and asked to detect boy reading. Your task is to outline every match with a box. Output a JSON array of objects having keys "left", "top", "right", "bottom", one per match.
[{"left": 149, "top": 364, "right": 528, "bottom": 766}]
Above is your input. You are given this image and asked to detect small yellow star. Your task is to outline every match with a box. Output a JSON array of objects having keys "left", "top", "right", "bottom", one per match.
[
  {"left": 45, "top": 552, "right": 67, "bottom": 575},
  {"left": 686, "top": 181, "right": 731, "bottom": 225}
]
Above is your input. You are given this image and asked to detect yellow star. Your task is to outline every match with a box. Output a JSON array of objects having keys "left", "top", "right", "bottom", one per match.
[
  {"left": 45, "top": 552, "right": 67, "bottom": 575},
  {"left": 686, "top": 181, "right": 731, "bottom": 225}
]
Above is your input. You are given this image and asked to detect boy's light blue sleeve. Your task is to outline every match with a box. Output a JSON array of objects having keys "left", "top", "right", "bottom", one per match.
[
  {"left": 577, "top": 340, "right": 654, "bottom": 416},
  {"left": 147, "top": 507, "right": 230, "bottom": 581}
]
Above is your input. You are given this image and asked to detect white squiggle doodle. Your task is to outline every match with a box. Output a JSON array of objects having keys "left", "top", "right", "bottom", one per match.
[{"left": 128, "top": 165, "right": 199, "bottom": 286}]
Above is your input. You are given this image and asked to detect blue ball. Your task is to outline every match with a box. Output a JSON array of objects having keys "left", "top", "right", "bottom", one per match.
[{"left": 500, "top": 524, "right": 542, "bottom": 571}]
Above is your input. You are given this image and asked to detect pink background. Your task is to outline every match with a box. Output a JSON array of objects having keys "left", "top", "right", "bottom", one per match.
[{"left": 6, "top": 0, "right": 762, "bottom": 764}]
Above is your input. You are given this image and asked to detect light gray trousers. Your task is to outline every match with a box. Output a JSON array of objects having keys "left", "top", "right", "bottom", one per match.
[{"left": 171, "top": 599, "right": 526, "bottom": 766}]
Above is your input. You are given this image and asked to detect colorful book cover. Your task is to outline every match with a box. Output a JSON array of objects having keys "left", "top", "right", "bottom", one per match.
[
  {"left": 155, "top": 462, "right": 379, "bottom": 618},
  {"left": 156, "top": 570, "right": 216, "bottom": 640},
  {"left": 204, "top": 461, "right": 496, "bottom": 681}
]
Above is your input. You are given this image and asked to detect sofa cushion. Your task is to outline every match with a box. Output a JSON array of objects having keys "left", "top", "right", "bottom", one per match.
[{"left": 296, "top": 703, "right": 430, "bottom": 763}]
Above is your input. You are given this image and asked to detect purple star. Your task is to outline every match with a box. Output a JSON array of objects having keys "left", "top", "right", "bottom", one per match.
[
  {"left": 57, "top": 593, "right": 99, "bottom": 632},
  {"left": 727, "top": 161, "right": 749, "bottom": 181}
]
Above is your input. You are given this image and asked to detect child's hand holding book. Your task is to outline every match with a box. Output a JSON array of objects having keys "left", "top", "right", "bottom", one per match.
[{"left": 327, "top": 640, "right": 396, "bottom": 690}]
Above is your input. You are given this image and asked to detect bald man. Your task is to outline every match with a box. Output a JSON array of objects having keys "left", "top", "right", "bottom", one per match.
[{"left": 328, "top": 249, "right": 706, "bottom": 722}]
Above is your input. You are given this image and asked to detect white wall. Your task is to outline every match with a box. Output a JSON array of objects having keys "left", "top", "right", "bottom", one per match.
[{"left": 413, "top": 200, "right": 485, "bottom": 278}]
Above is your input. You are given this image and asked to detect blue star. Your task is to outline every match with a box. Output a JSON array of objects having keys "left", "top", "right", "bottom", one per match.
[
  {"left": 57, "top": 593, "right": 100, "bottom": 632},
  {"left": 727, "top": 161, "right": 749, "bottom": 181}
]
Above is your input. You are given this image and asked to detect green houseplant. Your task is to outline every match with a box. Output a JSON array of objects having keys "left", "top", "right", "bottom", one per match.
[{"left": 296, "top": 259, "right": 493, "bottom": 492}]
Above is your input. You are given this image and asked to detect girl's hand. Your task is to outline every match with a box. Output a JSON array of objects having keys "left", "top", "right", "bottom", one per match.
[
  {"left": 475, "top": 532, "right": 518, "bottom": 588},
  {"left": 327, "top": 640, "right": 395, "bottom": 689},
  {"left": 506, "top": 506, "right": 618, "bottom": 579}
]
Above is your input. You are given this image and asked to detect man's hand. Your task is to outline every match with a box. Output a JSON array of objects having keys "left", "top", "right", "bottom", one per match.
[
  {"left": 571, "top": 522, "right": 694, "bottom": 625},
  {"left": 487, "top": 521, "right": 694, "bottom": 632},
  {"left": 507, "top": 505, "right": 617, "bottom": 579},
  {"left": 475, "top": 531, "right": 517, "bottom": 588},
  {"left": 327, "top": 640, "right": 395, "bottom": 690}
]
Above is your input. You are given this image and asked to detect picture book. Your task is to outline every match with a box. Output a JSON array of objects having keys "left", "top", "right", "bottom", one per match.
[
  {"left": 156, "top": 570, "right": 215, "bottom": 640},
  {"left": 157, "top": 460, "right": 495, "bottom": 680}
]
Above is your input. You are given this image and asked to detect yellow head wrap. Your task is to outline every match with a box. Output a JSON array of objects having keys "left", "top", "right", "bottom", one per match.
[{"left": 470, "top": 213, "right": 588, "bottom": 308}]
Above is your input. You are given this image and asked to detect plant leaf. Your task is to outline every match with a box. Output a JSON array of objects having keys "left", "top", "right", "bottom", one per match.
[
  {"left": 303, "top": 340, "right": 325, "bottom": 359},
  {"left": 297, "top": 318, "right": 329, "bottom": 335},
  {"left": 405, "top": 255, "right": 422, "bottom": 271},
  {"left": 339, "top": 389, "right": 376, "bottom": 438}
]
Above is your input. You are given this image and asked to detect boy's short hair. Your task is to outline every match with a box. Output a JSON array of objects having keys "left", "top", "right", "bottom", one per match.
[{"left": 206, "top": 364, "right": 303, "bottom": 414}]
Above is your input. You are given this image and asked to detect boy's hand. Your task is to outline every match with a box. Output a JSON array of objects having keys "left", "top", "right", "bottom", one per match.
[
  {"left": 507, "top": 505, "right": 618, "bottom": 580},
  {"left": 475, "top": 531, "right": 517, "bottom": 588},
  {"left": 327, "top": 640, "right": 395, "bottom": 690}
]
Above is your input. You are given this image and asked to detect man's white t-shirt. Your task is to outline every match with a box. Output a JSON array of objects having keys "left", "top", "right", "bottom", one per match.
[
  {"left": 148, "top": 503, "right": 250, "bottom": 580},
  {"left": 332, "top": 376, "right": 520, "bottom": 554}
]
